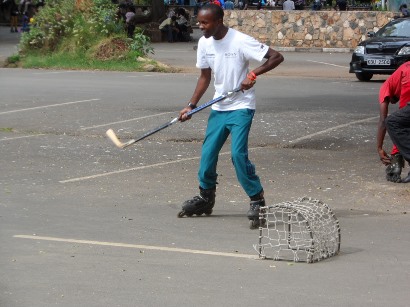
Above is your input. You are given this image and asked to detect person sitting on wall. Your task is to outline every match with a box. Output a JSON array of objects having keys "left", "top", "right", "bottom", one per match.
[
  {"left": 225, "top": 0, "right": 235, "bottom": 9},
  {"left": 399, "top": 4, "right": 410, "bottom": 17},
  {"left": 282, "top": 0, "right": 295, "bottom": 10},
  {"left": 159, "top": 15, "right": 179, "bottom": 43},
  {"left": 334, "top": 0, "right": 347, "bottom": 11},
  {"left": 312, "top": 0, "right": 322, "bottom": 10},
  {"left": 176, "top": 7, "right": 192, "bottom": 42}
]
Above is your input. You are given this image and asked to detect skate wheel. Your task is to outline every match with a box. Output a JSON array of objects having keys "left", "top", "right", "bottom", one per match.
[
  {"left": 177, "top": 211, "right": 185, "bottom": 218},
  {"left": 249, "top": 219, "right": 259, "bottom": 229},
  {"left": 186, "top": 212, "right": 193, "bottom": 217}
]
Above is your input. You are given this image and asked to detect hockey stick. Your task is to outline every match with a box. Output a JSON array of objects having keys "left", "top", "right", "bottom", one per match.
[{"left": 106, "top": 87, "right": 242, "bottom": 149}]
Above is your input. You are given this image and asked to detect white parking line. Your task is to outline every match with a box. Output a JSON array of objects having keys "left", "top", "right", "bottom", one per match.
[
  {"left": 59, "top": 156, "right": 202, "bottom": 183},
  {"left": 289, "top": 116, "right": 378, "bottom": 144},
  {"left": 60, "top": 116, "right": 378, "bottom": 183},
  {"left": 80, "top": 112, "right": 175, "bottom": 130},
  {"left": 0, "top": 134, "right": 46, "bottom": 142},
  {"left": 0, "top": 99, "right": 100, "bottom": 115},
  {"left": 306, "top": 60, "right": 349, "bottom": 68},
  {"left": 14, "top": 235, "right": 258, "bottom": 260}
]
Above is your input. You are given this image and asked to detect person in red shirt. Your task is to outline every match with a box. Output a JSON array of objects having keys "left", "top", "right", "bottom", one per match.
[
  {"left": 385, "top": 63, "right": 410, "bottom": 183},
  {"left": 377, "top": 61, "right": 410, "bottom": 182}
]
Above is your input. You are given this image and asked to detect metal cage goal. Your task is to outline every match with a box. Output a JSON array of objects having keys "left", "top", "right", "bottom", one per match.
[{"left": 255, "top": 197, "right": 341, "bottom": 263}]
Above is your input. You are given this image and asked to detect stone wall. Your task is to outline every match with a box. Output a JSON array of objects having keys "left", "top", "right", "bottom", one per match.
[{"left": 224, "top": 10, "right": 395, "bottom": 50}]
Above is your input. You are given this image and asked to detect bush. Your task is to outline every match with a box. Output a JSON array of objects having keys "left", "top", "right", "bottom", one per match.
[
  {"left": 129, "top": 28, "right": 154, "bottom": 56},
  {"left": 19, "top": 0, "right": 154, "bottom": 59}
]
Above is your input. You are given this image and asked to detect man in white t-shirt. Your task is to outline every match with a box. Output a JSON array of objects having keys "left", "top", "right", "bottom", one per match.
[{"left": 177, "top": 3, "right": 283, "bottom": 228}]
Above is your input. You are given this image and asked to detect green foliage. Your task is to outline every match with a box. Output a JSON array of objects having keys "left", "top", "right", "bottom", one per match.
[
  {"left": 129, "top": 28, "right": 154, "bottom": 56},
  {"left": 18, "top": 0, "right": 155, "bottom": 70},
  {"left": 7, "top": 54, "right": 20, "bottom": 64},
  {"left": 20, "top": 26, "right": 46, "bottom": 50},
  {"left": 20, "top": 0, "right": 76, "bottom": 52}
]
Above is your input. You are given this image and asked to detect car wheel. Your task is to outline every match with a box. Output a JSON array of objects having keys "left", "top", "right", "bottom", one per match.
[{"left": 355, "top": 72, "right": 373, "bottom": 81}]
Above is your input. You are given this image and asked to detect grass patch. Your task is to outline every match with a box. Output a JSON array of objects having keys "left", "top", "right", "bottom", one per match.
[
  {"left": 22, "top": 52, "right": 140, "bottom": 71},
  {"left": 7, "top": 54, "right": 20, "bottom": 64},
  {"left": 21, "top": 51, "right": 171, "bottom": 72},
  {"left": 0, "top": 128, "right": 14, "bottom": 132}
]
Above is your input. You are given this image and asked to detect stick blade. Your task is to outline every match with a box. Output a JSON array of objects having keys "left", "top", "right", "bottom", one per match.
[{"left": 106, "top": 129, "right": 125, "bottom": 149}]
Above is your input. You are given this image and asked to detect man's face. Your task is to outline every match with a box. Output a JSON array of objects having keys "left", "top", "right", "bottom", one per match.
[{"left": 197, "top": 9, "right": 222, "bottom": 39}]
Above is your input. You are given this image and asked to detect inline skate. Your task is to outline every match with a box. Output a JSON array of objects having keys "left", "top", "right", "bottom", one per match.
[
  {"left": 386, "top": 153, "right": 404, "bottom": 183},
  {"left": 247, "top": 191, "right": 266, "bottom": 229},
  {"left": 178, "top": 188, "right": 216, "bottom": 218}
]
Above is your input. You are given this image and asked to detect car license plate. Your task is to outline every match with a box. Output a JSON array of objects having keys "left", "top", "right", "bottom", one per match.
[{"left": 367, "top": 59, "right": 391, "bottom": 65}]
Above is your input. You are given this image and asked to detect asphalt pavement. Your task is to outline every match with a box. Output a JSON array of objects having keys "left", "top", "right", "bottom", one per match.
[
  {"left": 0, "top": 26, "right": 21, "bottom": 65},
  {"left": 1, "top": 25, "right": 410, "bottom": 307}
]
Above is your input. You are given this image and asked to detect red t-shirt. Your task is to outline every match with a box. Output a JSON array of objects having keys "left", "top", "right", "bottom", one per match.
[
  {"left": 379, "top": 61, "right": 410, "bottom": 108},
  {"left": 379, "top": 61, "right": 410, "bottom": 154}
]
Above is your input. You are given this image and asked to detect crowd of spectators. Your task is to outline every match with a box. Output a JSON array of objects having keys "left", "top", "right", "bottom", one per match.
[
  {"left": 164, "top": 0, "right": 377, "bottom": 12},
  {"left": 159, "top": 6, "right": 193, "bottom": 42},
  {"left": 116, "top": 0, "right": 152, "bottom": 37}
]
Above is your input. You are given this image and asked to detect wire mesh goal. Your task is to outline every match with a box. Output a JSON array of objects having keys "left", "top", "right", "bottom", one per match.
[{"left": 255, "top": 197, "right": 341, "bottom": 263}]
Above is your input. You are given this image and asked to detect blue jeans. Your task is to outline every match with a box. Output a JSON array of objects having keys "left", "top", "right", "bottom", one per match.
[{"left": 198, "top": 109, "right": 263, "bottom": 197}]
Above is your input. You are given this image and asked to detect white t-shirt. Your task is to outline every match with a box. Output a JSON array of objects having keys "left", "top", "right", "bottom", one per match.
[{"left": 196, "top": 28, "right": 269, "bottom": 111}]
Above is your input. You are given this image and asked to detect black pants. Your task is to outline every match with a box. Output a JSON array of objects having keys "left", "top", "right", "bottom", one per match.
[
  {"left": 386, "top": 103, "right": 410, "bottom": 163},
  {"left": 127, "top": 24, "right": 135, "bottom": 38}
]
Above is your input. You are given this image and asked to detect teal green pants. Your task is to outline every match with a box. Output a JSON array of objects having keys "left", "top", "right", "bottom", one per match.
[{"left": 198, "top": 109, "right": 263, "bottom": 198}]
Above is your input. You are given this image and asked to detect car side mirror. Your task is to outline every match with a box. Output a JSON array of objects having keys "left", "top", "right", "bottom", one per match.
[{"left": 367, "top": 31, "right": 375, "bottom": 37}]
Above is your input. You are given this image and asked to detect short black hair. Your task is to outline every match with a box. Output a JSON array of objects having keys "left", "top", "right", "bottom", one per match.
[{"left": 199, "top": 3, "right": 224, "bottom": 20}]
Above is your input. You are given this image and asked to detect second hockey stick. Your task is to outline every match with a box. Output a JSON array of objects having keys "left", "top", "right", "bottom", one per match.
[{"left": 106, "top": 87, "right": 241, "bottom": 149}]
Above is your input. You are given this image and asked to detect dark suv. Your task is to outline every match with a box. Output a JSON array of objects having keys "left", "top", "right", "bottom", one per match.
[{"left": 349, "top": 18, "right": 410, "bottom": 81}]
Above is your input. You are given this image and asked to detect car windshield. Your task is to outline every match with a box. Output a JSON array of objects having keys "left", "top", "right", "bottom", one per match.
[{"left": 376, "top": 19, "right": 410, "bottom": 38}]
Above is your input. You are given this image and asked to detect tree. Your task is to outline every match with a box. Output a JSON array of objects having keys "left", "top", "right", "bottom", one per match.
[{"left": 151, "top": 0, "right": 165, "bottom": 22}]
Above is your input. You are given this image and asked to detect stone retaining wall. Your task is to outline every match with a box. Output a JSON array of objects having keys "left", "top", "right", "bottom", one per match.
[{"left": 224, "top": 10, "right": 395, "bottom": 50}]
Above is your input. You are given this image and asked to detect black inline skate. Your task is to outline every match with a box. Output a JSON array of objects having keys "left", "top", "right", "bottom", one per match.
[
  {"left": 247, "top": 191, "right": 266, "bottom": 229},
  {"left": 177, "top": 187, "right": 216, "bottom": 218},
  {"left": 386, "top": 153, "right": 404, "bottom": 183}
]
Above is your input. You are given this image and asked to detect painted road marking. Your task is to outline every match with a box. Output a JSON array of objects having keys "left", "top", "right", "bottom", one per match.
[
  {"left": 60, "top": 116, "right": 378, "bottom": 183},
  {"left": 306, "top": 60, "right": 349, "bottom": 69},
  {"left": 80, "top": 112, "right": 175, "bottom": 130},
  {"left": 0, "top": 99, "right": 100, "bottom": 115},
  {"left": 289, "top": 116, "right": 378, "bottom": 144},
  {"left": 59, "top": 156, "right": 202, "bottom": 183},
  {"left": 0, "top": 134, "right": 46, "bottom": 142},
  {"left": 14, "top": 235, "right": 258, "bottom": 260}
]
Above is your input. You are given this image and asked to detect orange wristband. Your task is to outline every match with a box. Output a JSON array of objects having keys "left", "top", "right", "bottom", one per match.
[{"left": 247, "top": 71, "right": 257, "bottom": 81}]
